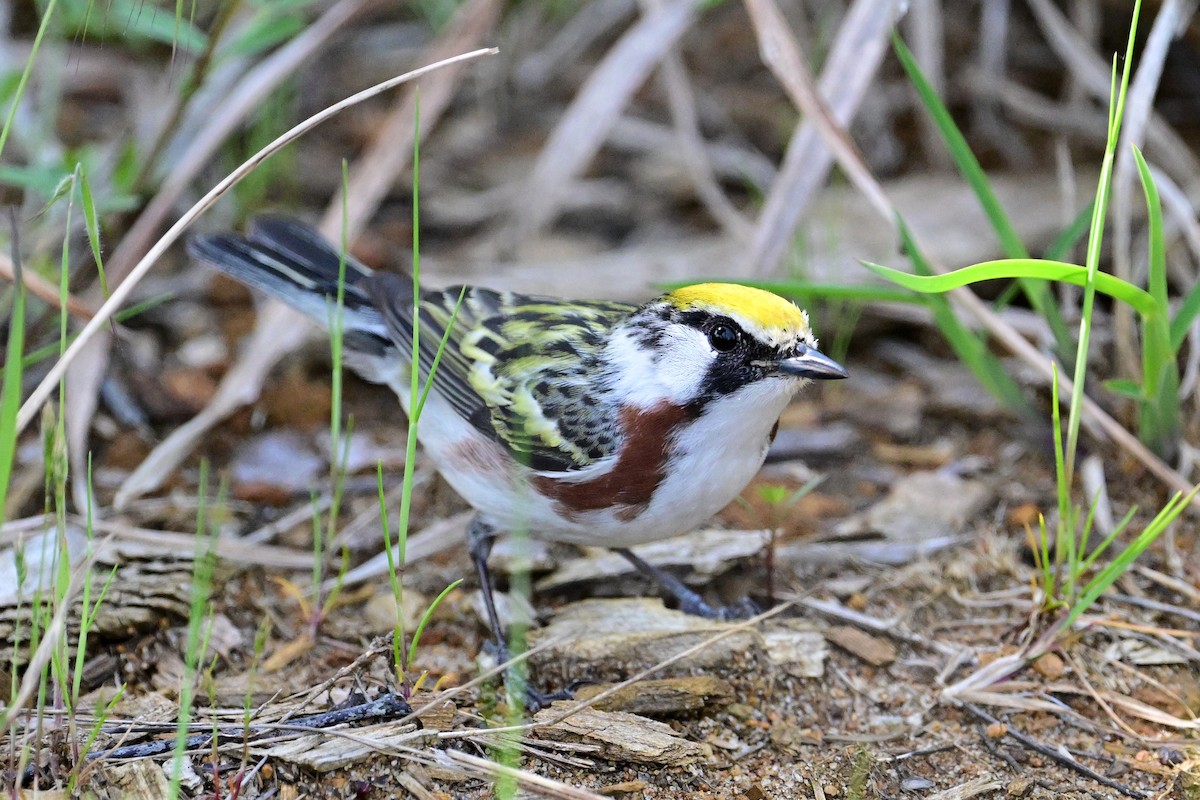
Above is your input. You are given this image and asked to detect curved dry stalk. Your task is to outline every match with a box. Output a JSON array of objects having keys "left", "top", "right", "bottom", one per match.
[
  {"left": 15, "top": 48, "right": 497, "bottom": 437},
  {"left": 115, "top": 12, "right": 500, "bottom": 506},
  {"left": 744, "top": 0, "right": 894, "bottom": 228}
]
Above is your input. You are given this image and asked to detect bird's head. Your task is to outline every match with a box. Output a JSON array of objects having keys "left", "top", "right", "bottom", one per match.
[{"left": 610, "top": 283, "right": 847, "bottom": 408}]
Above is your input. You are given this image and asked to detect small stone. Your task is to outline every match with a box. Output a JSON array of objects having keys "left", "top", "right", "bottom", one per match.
[
  {"left": 761, "top": 621, "right": 828, "bottom": 678},
  {"left": 1032, "top": 652, "right": 1065, "bottom": 680},
  {"left": 726, "top": 702, "right": 755, "bottom": 721},
  {"left": 900, "top": 777, "right": 934, "bottom": 791},
  {"left": 847, "top": 592, "right": 868, "bottom": 612}
]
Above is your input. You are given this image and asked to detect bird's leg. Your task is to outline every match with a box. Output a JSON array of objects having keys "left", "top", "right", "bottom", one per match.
[
  {"left": 467, "top": 516, "right": 571, "bottom": 711},
  {"left": 467, "top": 516, "right": 507, "bottom": 657},
  {"left": 615, "top": 548, "right": 759, "bottom": 621}
]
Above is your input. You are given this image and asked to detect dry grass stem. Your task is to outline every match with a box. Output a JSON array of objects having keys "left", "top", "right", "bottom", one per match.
[
  {"left": 0, "top": 251, "right": 95, "bottom": 319},
  {"left": 641, "top": 0, "right": 751, "bottom": 239},
  {"left": 62, "top": 0, "right": 374, "bottom": 511},
  {"left": 506, "top": 0, "right": 702, "bottom": 249},
  {"left": 319, "top": 0, "right": 502, "bottom": 240},
  {"left": 741, "top": 0, "right": 902, "bottom": 276},
  {"left": 744, "top": 0, "right": 893, "bottom": 225},
  {"left": 445, "top": 751, "right": 609, "bottom": 799}
]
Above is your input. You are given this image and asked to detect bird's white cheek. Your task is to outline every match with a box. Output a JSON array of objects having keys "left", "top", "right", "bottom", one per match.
[
  {"left": 605, "top": 328, "right": 713, "bottom": 408},
  {"left": 653, "top": 328, "right": 714, "bottom": 404}
]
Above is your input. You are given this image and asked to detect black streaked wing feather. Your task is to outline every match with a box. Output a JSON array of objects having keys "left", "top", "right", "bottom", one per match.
[{"left": 365, "top": 274, "right": 635, "bottom": 472}]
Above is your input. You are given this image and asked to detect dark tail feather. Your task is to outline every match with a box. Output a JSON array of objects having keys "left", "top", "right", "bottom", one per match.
[{"left": 189, "top": 216, "right": 394, "bottom": 356}]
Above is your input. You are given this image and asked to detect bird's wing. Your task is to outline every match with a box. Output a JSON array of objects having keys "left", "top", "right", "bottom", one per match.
[{"left": 365, "top": 274, "right": 636, "bottom": 472}]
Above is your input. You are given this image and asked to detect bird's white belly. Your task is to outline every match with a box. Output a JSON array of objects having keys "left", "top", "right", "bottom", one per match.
[{"left": 418, "top": 378, "right": 798, "bottom": 548}]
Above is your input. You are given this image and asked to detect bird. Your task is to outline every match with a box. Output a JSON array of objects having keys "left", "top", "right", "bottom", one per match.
[{"left": 190, "top": 217, "right": 847, "bottom": 693}]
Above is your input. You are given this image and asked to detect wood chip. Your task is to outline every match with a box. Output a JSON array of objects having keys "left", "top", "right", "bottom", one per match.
[
  {"left": 825, "top": 625, "right": 896, "bottom": 666},
  {"left": 534, "top": 702, "right": 705, "bottom": 766},
  {"left": 260, "top": 722, "right": 423, "bottom": 771},
  {"left": 100, "top": 761, "right": 170, "bottom": 799},
  {"left": 411, "top": 693, "right": 458, "bottom": 730},
  {"left": 760, "top": 620, "right": 828, "bottom": 678},
  {"left": 528, "top": 598, "right": 763, "bottom": 674},
  {"left": 573, "top": 675, "right": 734, "bottom": 716}
]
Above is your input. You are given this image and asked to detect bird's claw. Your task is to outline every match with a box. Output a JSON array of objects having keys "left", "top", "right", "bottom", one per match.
[{"left": 679, "top": 594, "right": 761, "bottom": 621}]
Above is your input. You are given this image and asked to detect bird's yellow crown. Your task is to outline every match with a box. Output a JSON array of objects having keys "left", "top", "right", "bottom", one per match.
[{"left": 667, "top": 283, "right": 810, "bottom": 343}]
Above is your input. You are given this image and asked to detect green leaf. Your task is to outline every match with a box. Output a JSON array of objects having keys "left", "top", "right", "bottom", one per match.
[
  {"left": 78, "top": 166, "right": 110, "bottom": 300},
  {"left": 0, "top": 233, "right": 26, "bottom": 526},
  {"left": 1171, "top": 283, "right": 1200, "bottom": 352}
]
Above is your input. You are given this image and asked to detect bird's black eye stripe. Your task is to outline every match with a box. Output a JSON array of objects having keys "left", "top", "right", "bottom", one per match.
[{"left": 708, "top": 322, "right": 741, "bottom": 352}]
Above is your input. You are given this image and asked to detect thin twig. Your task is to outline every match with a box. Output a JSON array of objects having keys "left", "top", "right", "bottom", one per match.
[{"left": 961, "top": 702, "right": 1146, "bottom": 799}]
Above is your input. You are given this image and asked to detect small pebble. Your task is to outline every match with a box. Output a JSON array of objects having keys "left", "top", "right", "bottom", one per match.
[{"left": 900, "top": 777, "right": 934, "bottom": 791}]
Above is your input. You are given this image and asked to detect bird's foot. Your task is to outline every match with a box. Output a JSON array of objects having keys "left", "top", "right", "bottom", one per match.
[
  {"left": 482, "top": 640, "right": 575, "bottom": 712},
  {"left": 677, "top": 593, "right": 761, "bottom": 621}
]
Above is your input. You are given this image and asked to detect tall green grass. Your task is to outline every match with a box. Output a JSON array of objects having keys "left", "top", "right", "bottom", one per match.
[
  {"left": 863, "top": 2, "right": 1198, "bottom": 624},
  {"left": 755, "top": 3, "right": 1194, "bottom": 636}
]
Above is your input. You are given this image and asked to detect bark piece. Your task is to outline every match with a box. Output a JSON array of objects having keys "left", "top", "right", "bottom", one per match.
[
  {"left": 760, "top": 620, "right": 828, "bottom": 678},
  {"left": 573, "top": 675, "right": 734, "bottom": 716},
  {"left": 528, "top": 598, "right": 763, "bottom": 673},
  {"left": 825, "top": 625, "right": 896, "bottom": 666},
  {"left": 260, "top": 722, "right": 424, "bottom": 772},
  {"left": 533, "top": 702, "right": 704, "bottom": 766}
]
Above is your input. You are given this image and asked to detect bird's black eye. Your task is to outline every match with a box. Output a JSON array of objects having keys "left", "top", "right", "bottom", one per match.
[{"left": 709, "top": 323, "right": 740, "bottom": 352}]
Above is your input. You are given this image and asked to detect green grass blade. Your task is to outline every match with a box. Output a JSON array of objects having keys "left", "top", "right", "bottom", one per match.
[
  {"left": 892, "top": 32, "right": 1071, "bottom": 356},
  {"left": 1060, "top": 484, "right": 1198, "bottom": 633},
  {"left": 0, "top": 0, "right": 58, "bottom": 164},
  {"left": 892, "top": 34, "right": 1026, "bottom": 259},
  {"left": 896, "top": 222, "right": 1030, "bottom": 416},
  {"left": 78, "top": 167, "right": 110, "bottom": 300},
  {"left": 1132, "top": 146, "right": 1179, "bottom": 457},
  {"left": 1170, "top": 282, "right": 1200, "bottom": 351},
  {"left": 0, "top": 217, "right": 27, "bottom": 526},
  {"left": 407, "top": 579, "right": 463, "bottom": 670},
  {"left": 1065, "top": 0, "right": 1141, "bottom": 489},
  {"left": 860, "top": 258, "right": 1157, "bottom": 317}
]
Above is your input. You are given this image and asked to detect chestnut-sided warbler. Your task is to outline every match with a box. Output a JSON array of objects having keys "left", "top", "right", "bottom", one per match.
[{"left": 191, "top": 218, "right": 847, "bottom": 660}]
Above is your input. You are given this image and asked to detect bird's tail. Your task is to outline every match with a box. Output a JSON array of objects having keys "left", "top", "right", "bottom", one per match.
[{"left": 189, "top": 217, "right": 398, "bottom": 359}]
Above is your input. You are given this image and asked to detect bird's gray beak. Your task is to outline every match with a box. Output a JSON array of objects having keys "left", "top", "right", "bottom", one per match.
[{"left": 775, "top": 346, "right": 848, "bottom": 380}]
